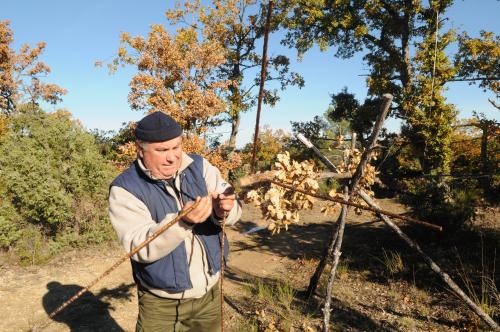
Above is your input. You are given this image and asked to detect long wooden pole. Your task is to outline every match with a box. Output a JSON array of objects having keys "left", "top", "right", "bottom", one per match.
[
  {"left": 251, "top": 0, "right": 273, "bottom": 172},
  {"left": 358, "top": 191, "right": 500, "bottom": 331},
  {"left": 323, "top": 95, "right": 392, "bottom": 331},
  {"left": 321, "top": 133, "right": 356, "bottom": 327},
  {"left": 219, "top": 214, "right": 227, "bottom": 332},
  {"left": 267, "top": 180, "right": 441, "bottom": 230}
]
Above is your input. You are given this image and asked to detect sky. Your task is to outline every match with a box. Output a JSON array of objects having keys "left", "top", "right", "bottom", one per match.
[{"left": 2, "top": 0, "right": 499, "bottom": 148}]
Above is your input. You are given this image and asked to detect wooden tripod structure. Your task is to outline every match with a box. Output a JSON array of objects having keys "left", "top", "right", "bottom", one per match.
[{"left": 296, "top": 94, "right": 499, "bottom": 331}]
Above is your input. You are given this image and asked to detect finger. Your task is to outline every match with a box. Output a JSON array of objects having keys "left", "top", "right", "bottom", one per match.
[
  {"left": 219, "top": 194, "right": 235, "bottom": 201},
  {"left": 198, "top": 197, "right": 212, "bottom": 215},
  {"left": 222, "top": 187, "right": 235, "bottom": 196}
]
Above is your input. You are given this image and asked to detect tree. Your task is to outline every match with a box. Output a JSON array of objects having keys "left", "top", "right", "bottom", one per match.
[
  {"left": 282, "top": 0, "right": 457, "bottom": 174},
  {"left": 166, "top": 0, "right": 304, "bottom": 150},
  {"left": 242, "top": 125, "right": 291, "bottom": 170},
  {"left": 0, "top": 20, "right": 66, "bottom": 115},
  {"left": 401, "top": 17, "right": 457, "bottom": 174},
  {"left": 109, "top": 24, "right": 230, "bottom": 133},
  {"left": 455, "top": 31, "right": 500, "bottom": 110},
  {"left": 328, "top": 87, "right": 381, "bottom": 145}
]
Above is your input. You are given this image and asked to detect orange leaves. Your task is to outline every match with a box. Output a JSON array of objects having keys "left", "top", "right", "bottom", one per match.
[
  {"left": 110, "top": 23, "right": 230, "bottom": 133},
  {"left": 182, "top": 133, "right": 242, "bottom": 177},
  {"left": 115, "top": 142, "right": 138, "bottom": 171},
  {"left": 0, "top": 20, "right": 66, "bottom": 113},
  {"left": 245, "top": 147, "right": 379, "bottom": 233}
]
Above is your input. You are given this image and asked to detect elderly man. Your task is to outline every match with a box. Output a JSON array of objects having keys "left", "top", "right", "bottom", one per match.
[{"left": 109, "top": 111, "right": 241, "bottom": 332}]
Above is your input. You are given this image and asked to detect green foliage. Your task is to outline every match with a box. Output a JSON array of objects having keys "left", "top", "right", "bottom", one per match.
[
  {"left": 250, "top": 279, "right": 296, "bottom": 312},
  {"left": 0, "top": 216, "right": 21, "bottom": 248},
  {"left": 328, "top": 87, "right": 382, "bottom": 144},
  {"left": 402, "top": 25, "right": 457, "bottom": 174},
  {"left": 400, "top": 177, "right": 480, "bottom": 231},
  {"left": 455, "top": 31, "right": 500, "bottom": 108},
  {"left": 283, "top": 0, "right": 459, "bottom": 175},
  {"left": 14, "top": 225, "right": 51, "bottom": 266},
  {"left": 381, "top": 249, "right": 405, "bottom": 276},
  {"left": 0, "top": 106, "right": 116, "bottom": 255}
]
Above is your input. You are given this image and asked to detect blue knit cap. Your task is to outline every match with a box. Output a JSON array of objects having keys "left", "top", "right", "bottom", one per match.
[{"left": 135, "top": 112, "right": 183, "bottom": 142}]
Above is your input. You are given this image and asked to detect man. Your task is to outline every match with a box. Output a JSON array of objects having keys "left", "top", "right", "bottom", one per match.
[{"left": 109, "top": 111, "right": 241, "bottom": 332}]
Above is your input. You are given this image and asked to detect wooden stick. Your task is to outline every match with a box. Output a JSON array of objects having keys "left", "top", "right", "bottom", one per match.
[
  {"left": 219, "top": 214, "right": 227, "bottom": 332},
  {"left": 268, "top": 180, "right": 441, "bottom": 231},
  {"left": 239, "top": 170, "right": 352, "bottom": 187},
  {"left": 251, "top": 0, "right": 273, "bottom": 172},
  {"left": 321, "top": 133, "right": 357, "bottom": 327},
  {"left": 35, "top": 200, "right": 201, "bottom": 331},
  {"left": 358, "top": 190, "right": 500, "bottom": 331},
  {"left": 323, "top": 96, "right": 392, "bottom": 330},
  {"left": 295, "top": 132, "right": 352, "bottom": 299}
]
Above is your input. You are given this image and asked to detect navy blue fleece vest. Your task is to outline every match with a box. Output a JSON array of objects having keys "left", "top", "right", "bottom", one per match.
[{"left": 111, "top": 154, "right": 228, "bottom": 292}]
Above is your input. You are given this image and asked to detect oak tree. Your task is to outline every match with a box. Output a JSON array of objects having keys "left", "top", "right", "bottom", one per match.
[
  {"left": 166, "top": 0, "right": 304, "bottom": 150},
  {"left": 0, "top": 20, "right": 66, "bottom": 115}
]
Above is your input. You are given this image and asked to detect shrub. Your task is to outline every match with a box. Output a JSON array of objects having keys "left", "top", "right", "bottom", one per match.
[
  {"left": 0, "top": 216, "right": 21, "bottom": 249},
  {"left": 0, "top": 107, "right": 116, "bottom": 256},
  {"left": 400, "top": 177, "right": 480, "bottom": 231}
]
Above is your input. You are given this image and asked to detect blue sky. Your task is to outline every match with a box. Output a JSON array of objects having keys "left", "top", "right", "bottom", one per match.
[{"left": 2, "top": 0, "right": 499, "bottom": 147}]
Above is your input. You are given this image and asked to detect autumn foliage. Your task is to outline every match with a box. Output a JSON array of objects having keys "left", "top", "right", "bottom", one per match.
[
  {"left": 0, "top": 20, "right": 66, "bottom": 114},
  {"left": 109, "top": 25, "right": 231, "bottom": 133},
  {"left": 244, "top": 152, "right": 319, "bottom": 233}
]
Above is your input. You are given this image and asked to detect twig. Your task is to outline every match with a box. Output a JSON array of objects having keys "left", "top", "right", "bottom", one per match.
[{"left": 268, "top": 180, "right": 441, "bottom": 231}]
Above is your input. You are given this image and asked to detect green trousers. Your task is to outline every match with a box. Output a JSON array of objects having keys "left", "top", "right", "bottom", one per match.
[{"left": 136, "top": 284, "right": 221, "bottom": 332}]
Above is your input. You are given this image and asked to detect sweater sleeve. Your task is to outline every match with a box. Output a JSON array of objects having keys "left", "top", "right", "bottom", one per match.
[
  {"left": 108, "top": 186, "right": 193, "bottom": 263},
  {"left": 202, "top": 159, "right": 242, "bottom": 226}
]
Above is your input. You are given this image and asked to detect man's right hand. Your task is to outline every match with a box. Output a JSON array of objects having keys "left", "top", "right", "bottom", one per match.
[{"left": 181, "top": 196, "right": 212, "bottom": 224}]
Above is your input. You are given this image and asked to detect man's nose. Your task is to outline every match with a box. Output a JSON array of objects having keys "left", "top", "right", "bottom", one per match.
[{"left": 165, "top": 152, "right": 175, "bottom": 162}]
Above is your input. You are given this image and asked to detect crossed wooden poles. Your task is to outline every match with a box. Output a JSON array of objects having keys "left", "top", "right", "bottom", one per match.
[{"left": 249, "top": 94, "right": 498, "bottom": 331}]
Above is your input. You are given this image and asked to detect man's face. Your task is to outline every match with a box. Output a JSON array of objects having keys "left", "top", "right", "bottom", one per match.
[{"left": 137, "top": 136, "right": 183, "bottom": 179}]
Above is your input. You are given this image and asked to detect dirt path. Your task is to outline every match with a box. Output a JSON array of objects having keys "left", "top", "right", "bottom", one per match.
[{"left": 0, "top": 201, "right": 496, "bottom": 331}]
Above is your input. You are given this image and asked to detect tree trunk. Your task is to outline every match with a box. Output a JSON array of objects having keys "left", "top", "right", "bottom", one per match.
[
  {"left": 228, "top": 111, "right": 240, "bottom": 151},
  {"left": 306, "top": 95, "right": 392, "bottom": 299},
  {"left": 480, "top": 125, "right": 491, "bottom": 196}
]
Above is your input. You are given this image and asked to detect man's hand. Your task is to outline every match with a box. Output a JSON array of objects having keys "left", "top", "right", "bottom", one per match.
[
  {"left": 182, "top": 196, "right": 213, "bottom": 224},
  {"left": 212, "top": 187, "right": 236, "bottom": 219}
]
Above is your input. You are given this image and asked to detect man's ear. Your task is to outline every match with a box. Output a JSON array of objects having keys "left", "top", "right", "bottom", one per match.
[{"left": 136, "top": 142, "right": 144, "bottom": 158}]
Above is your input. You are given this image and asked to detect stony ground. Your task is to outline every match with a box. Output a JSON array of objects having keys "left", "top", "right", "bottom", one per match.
[{"left": 0, "top": 201, "right": 498, "bottom": 331}]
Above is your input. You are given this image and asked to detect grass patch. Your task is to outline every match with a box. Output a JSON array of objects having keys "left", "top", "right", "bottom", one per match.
[{"left": 376, "top": 248, "right": 405, "bottom": 277}]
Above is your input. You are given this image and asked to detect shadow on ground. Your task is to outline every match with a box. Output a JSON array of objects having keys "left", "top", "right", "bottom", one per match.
[
  {"left": 231, "top": 205, "right": 500, "bottom": 329},
  {"left": 233, "top": 212, "right": 499, "bottom": 294},
  {"left": 41, "top": 281, "right": 135, "bottom": 331}
]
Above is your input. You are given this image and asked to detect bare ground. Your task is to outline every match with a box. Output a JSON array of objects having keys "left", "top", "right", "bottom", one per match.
[{"left": 0, "top": 200, "right": 498, "bottom": 331}]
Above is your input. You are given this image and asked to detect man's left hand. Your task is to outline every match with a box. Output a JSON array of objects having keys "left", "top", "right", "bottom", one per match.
[{"left": 211, "top": 187, "right": 236, "bottom": 219}]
